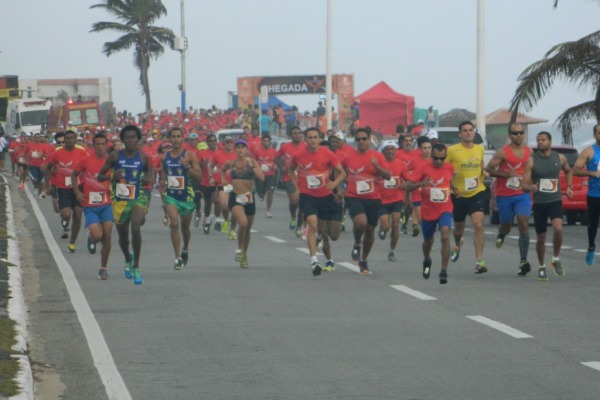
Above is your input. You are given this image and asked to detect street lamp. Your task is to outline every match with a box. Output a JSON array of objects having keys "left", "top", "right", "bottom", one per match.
[{"left": 173, "top": 0, "right": 188, "bottom": 112}]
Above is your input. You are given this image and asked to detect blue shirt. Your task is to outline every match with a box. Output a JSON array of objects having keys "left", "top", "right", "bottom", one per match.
[{"left": 587, "top": 144, "right": 600, "bottom": 198}]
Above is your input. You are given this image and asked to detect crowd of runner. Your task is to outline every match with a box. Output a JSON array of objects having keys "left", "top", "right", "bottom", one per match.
[{"left": 2, "top": 119, "right": 599, "bottom": 285}]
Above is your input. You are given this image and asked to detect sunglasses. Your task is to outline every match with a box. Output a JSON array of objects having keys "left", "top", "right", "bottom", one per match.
[
  {"left": 432, "top": 156, "right": 446, "bottom": 161},
  {"left": 56, "top": 141, "right": 65, "bottom": 144},
  {"left": 510, "top": 131, "right": 525, "bottom": 136},
  {"left": 355, "top": 137, "right": 369, "bottom": 142}
]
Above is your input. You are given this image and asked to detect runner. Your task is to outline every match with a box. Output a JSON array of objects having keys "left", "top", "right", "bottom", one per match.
[
  {"left": 44, "top": 130, "right": 89, "bottom": 251},
  {"left": 14, "top": 133, "right": 29, "bottom": 190},
  {"left": 160, "top": 127, "right": 202, "bottom": 270},
  {"left": 220, "top": 139, "right": 264, "bottom": 268},
  {"left": 377, "top": 140, "right": 407, "bottom": 262},
  {"left": 341, "top": 128, "right": 391, "bottom": 274},
  {"left": 521, "top": 131, "right": 571, "bottom": 280},
  {"left": 395, "top": 134, "right": 421, "bottom": 235},
  {"left": 72, "top": 133, "right": 113, "bottom": 279},
  {"left": 26, "top": 132, "right": 50, "bottom": 199},
  {"left": 213, "top": 136, "right": 238, "bottom": 240},
  {"left": 446, "top": 121, "right": 488, "bottom": 273},
  {"left": 573, "top": 123, "right": 600, "bottom": 265},
  {"left": 253, "top": 134, "right": 278, "bottom": 218},
  {"left": 184, "top": 132, "right": 204, "bottom": 227},
  {"left": 406, "top": 143, "right": 455, "bottom": 284},
  {"left": 275, "top": 126, "right": 307, "bottom": 236},
  {"left": 197, "top": 134, "right": 220, "bottom": 234},
  {"left": 97, "top": 125, "right": 152, "bottom": 285},
  {"left": 485, "top": 123, "right": 532, "bottom": 276},
  {"left": 289, "top": 127, "right": 346, "bottom": 276}
]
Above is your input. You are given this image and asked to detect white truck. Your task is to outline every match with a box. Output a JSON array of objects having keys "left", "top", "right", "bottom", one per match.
[{"left": 4, "top": 98, "right": 52, "bottom": 136}]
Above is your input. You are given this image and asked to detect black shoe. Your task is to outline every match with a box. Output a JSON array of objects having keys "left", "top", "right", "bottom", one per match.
[
  {"left": 517, "top": 259, "right": 531, "bottom": 276},
  {"left": 61, "top": 219, "right": 69, "bottom": 229},
  {"left": 359, "top": 260, "right": 369, "bottom": 274},
  {"left": 203, "top": 223, "right": 210, "bottom": 235},
  {"left": 61, "top": 227, "right": 69, "bottom": 239},
  {"left": 351, "top": 243, "right": 361, "bottom": 261},
  {"left": 312, "top": 262, "right": 322, "bottom": 276},
  {"left": 422, "top": 258, "right": 432, "bottom": 279},
  {"left": 439, "top": 269, "right": 448, "bottom": 284},
  {"left": 87, "top": 236, "right": 96, "bottom": 254},
  {"left": 174, "top": 257, "right": 184, "bottom": 271},
  {"left": 378, "top": 229, "right": 387, "bottom": 240},
  {"left": 214, "top": 221, "right": 222, "bottom": 232},
  {"left": 181, "top": 250, "right": 189, "bottom": 266}
]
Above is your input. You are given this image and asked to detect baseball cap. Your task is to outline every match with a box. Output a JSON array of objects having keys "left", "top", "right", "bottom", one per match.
[
  {"left": 188, "top": 132, "right": 199, "bottom": 139},
  {"left": 380, "top": 140, "right": 398, "bottom": 149},
  {"left": 426, "top": 129, "right": 439, "bottom": 140},
  {"left": 334, "top": 131, "right": 345, "bottom": 140},
  {"left": 224, "top": 136, "right": 234, "bottom": 142},
  {"left": 417, "top": 119, "right": 424, "bottom": 124}
]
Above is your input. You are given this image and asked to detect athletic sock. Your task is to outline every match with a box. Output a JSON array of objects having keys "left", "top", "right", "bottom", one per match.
[{"left": 519, "top": 234, "right": 529, "bottom": 260}]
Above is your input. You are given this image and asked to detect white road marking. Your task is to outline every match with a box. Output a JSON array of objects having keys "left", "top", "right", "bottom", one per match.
[
  {"left": 561, "top": 246, "right": 572, "bottom": 249},
  {"left": 508, "top": 235, "right": 519, "bottom": 240},
  {"left": 251, "top": 229, "right": 258, "bottom": 233},
  {"left": 484, "top": 231, "right": 495, "bottom": 235},
  {"left": 25, "top": 187, "right": 133, "bottom": 399},
  {"left": 339, "top": 261, "right": 362, "bottom": 273},
  {"left": 264, "top": 236, "right": 286, "bottom": 243},
  {"left": 466, "top": 315, "right": 533, "bottom": 339},
  {"left": 295, "top": 248, "right": 323, "bottom": 256},
  {"left": 574, "top": 249, "right": 587, "bottom": 253},
  {"left": 390, "top": 285, "right": 437, "bottom": 300},
  {"left": 581, "top": 362, "right": 600, "bottom": 372}
]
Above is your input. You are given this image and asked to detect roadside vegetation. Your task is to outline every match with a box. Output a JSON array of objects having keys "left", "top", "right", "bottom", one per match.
[{"left": 0, "top": 318, "right": 19, "bottom": 396}]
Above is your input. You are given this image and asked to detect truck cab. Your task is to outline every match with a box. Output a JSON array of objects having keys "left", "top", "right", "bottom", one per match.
[
  {"left": 47, "top": 99, "right": 103, "bottom": 134},
  {"left": 5, "top": 98, "right": 52, "bottom": 136}
]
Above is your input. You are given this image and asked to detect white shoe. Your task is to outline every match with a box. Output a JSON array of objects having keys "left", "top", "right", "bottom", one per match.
[{"left": 266, "top": 211, "right": 272, "bottom": 218}]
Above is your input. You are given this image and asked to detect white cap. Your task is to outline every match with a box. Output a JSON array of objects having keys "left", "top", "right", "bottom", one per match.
[
  {"left": 381, "top": 140, "right": 399, "bottom": 149},
  {"left": 334, "top": 131, "right": 345, "bottom": 140},
  {"left": 426, "top": 129, "right": 438, "bottom": 140},
  {"left": 417, "top": 119, "right": 424, "bottom": 124}
]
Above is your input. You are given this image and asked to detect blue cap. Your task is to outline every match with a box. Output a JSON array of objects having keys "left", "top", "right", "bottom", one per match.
[{"left": 234, "top": 139, "right": 248, "bottom": 147}]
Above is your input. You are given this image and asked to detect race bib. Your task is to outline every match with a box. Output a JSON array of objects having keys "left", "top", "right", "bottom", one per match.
[
  {"left": 356, "top": 179, "right": 374, "bottom": 195},
  {"left": 89, "top": 191, "right": 107, "bottom": 204},
  {"left": 506, "top": 176, "right": 521, "bottom": 190},
  {"left": 430, "top": 188, "right": 449, "bottom": 203},
  {"left": 236, "top": 192, "right": 253, "bottom": 205},
  {"left": 116, "top": 183, "right": 136, "bottom": 200},
  {"left": 260, "top": 163, "right": 270, "bottom": 172},
  {"left": 31, "top": 151, "right": 40, "bottom": 159},
  {"left": 539, "top": 178, "right": 558, "bottom": 193},
  {"left": 465, "top": 177, "right": 478, "bottom": 191},
  {"left": 18, "top": 157, "right": 26, "bottom": 164},
  {"left": 307, "top": 174, "right": 324, "bottom": 189},
  {"left": 213, "top": 165, "right": 218, "bottom": 172},
  {"left": 167, "top": 176, "right": 185, "bottom": 190},
  {"left": 223, "top": 184, "right": 233, "bottom": 193},
  {"left": 64, "top": 176, "right": 73, "bottom": 187},
  {"left": 384, "top": 177, "right": 398, "bottom": 189}
]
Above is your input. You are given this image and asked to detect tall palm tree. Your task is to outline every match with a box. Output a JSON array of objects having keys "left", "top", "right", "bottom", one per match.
[
  {"left": 90, "top": 0, "right": 175, "bottom": 111},
  {"left": 510, "top": 1, "right": 600, "bottom": 145}
]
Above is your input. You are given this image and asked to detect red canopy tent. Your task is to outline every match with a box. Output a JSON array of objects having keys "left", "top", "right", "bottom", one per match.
[{"left": 355, "top": 81, "right": 415, "bottom": 136}]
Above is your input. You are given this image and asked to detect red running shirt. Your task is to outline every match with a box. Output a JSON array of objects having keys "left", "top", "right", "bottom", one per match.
[
  {"left": 378, "top": 157, "right": 407, "bottom": 205},
  {"left": 342, "top": 149, "right": 386, "bottom": 200},
  {"left": 276, "top": 142, "right": 307, "bottom": 183},
  {"left": 495, "top": 145, "right": 531, "bottom": 197},
  {"left": 75, "top": 154, "right": 112, "bottom": 207},
  {"left": 253, "top": 146, "right": 277, "bottom": 177},
  {"left": 49, "top": 146, "right": 89, "bottom": 189},
  {"left": 290, "top": 147, "right": 340, "bottom": 198},
  {"left": 409, "top": 161, "right": 455, "bottom": 221}
]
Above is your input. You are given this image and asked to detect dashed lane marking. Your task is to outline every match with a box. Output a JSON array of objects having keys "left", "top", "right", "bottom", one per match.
[
  {"left": 390, "top": 285, "right": 437, "bottom": 300},
  {"left": 581, "top": 362, "right": 600, "bottom": 372},
  {"left": 295, "top": 248, "right": 323, "bottom": 256},
  {"left": 264, "top": 236, "right": 286, "bottom": 243},
  {"left": 466, "top": 315, "right": 533, "bottom": 339}
]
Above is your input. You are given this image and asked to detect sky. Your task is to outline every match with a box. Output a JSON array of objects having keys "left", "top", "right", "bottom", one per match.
[{"left": 2, "top": 0, "right": 599, "bottom": 128}]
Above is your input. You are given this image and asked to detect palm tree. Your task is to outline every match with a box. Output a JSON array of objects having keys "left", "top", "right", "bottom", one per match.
[
  {"left": 509, "top": 1, "right": 600, "bottom": 145},
  {"left": 90, "top": 0, "right": 175, "bottom": 111}
]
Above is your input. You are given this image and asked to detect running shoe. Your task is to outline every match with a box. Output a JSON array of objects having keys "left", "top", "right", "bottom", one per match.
[
  {"left": 422, "top": 258, "right": 431, "bottom": 279},
  {"left": 450, "top": 238, "right": 464, "bottom": 263},
  {"left": 124, "top": 251, "right": 134, "bottom": 279},
  {"left": 474, "top": 260, "right": 488, "bottom": 274},
  {"left": 400, "top": 214, "right": 407, "bottom": 226},
  {"left": 61, "top": 226, "right": 69, "bottom": 239},
  {"left": 181, "top": 250, "right": 189, "bottom": 267},
  {"left": 295, "top": 226, "right": 303, "bottom": 238},
  {"left": 203, "top": 223, "right": 210, "bottom": 235},
  {"left": 235, "top": 250, "right": 243, "bottom": 262},
  {"left": 439, "top": 269, "right": 448, "bottom": 284},
  {"left": 61, "top": 219, "right": 69, "bottom": 228},
  {"left": 495, "top": 234, "right": 505, "bottom": 249},
  {"left": 401, "top": 223, "right": 408, "bottom": 235},
  {"left": 316, "top": 234, "right": 322, "bottom": 250},
  {"left": 358, "top": 260, "right": 369, "bottom": 275},
  {"left": 537, "top": 267, "right": 548, "bottom": 281},
  {"left": 388, "top": 251, "right": 397, "bottom": 262},
  {"left": 98, "top": 268, "right": 109, "bottom": 280},
  {"left": 412, "top": 224, "right": 420, "bottom": 237},
  {"left": 323, "top": 260, "right": 335, "bottom": 272},
  {"left": 67, "top": 244, "right": 76, "bottom": 253},
  {"left": 18, "top": 183, "right": 25, "bottom": 190},
  {"left": 163, "top": 215, "right": 169, "bottom": 226},
  {"left": 240, "top": 254, "right": 249, "bottom": 269},
  {"left": 174, "top": 257, "right": 184, "bottom": 270},
  {"left": 351, "top": 243, "right": 361, "bottom": 261},
  {"left": 311, "top": 261, "right": 321, "bottom": 276},
  {"left": 132, "top": 268, "right": 143, "bottom": 285},
  {"left": 517, "top": 259, "right": 531, "bottom": 276},
  {"left": 228, "top": 230, "right": 237, "bottom": 240},
  {"left": 214, "top": 221, "right": 222, "bottom": 232},
  {"left": 289, "top": 219, "right": 297, "bottom": 231},
  {"left": 378, "top": 229, "right": 387, "bottom": 240},
  {"left": 221, "top": 220, "right": 230, "bottom": 233},
  {"left": 266, "top": 211, "right": 273, "bottom": 218},
  {"left": 38, "top": 193, "right": 46, "bottom": 200},
  {"left": 341, "top": 215, "right": 346, "bottom": 232},
  {"left": 551, "top": 259, "right": 564, "bottom": 277},
  {"left": 586, "top": 246, "right": 596, "bottom": 266},
  {"left": 87, "top": 236, "right": 96, "bottom": 255},
  {"left": 193, "top": 215, "right": 200, "bottom": 228},
  {"left": 302, "top": 225, "right": 308, "bottom": 240}
]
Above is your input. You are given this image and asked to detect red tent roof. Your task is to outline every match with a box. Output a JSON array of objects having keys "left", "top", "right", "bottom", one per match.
[
  {"left": 356, "top": 81, "right": 414, "bottom": 103},
  {"left": 355, "top": 81, "right": 415, "bottom": 135}
]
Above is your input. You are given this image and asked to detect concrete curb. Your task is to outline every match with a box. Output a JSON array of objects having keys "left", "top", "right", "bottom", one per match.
[{"left": 1, "top": 174, "right": 34, "bottom": 400}]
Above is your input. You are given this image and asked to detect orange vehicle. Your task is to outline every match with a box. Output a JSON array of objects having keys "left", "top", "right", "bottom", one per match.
[{"left": 46, "top": 99, "right": 104, "bottom": 133}]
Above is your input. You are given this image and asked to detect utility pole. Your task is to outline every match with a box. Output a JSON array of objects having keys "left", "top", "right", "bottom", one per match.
[
  {"left": 174, "top": 0, "right": 188, "bottom": 113},
  {"left": 476, "top": 0, "right": 486, "bottom": 143},
  {"left": 325, "top": 0, "right": 333, "bottom": 130}
]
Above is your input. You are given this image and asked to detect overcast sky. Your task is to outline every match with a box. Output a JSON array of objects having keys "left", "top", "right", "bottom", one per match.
[{"left": 2, "top": 0, "right": 599, "bottom": 123}]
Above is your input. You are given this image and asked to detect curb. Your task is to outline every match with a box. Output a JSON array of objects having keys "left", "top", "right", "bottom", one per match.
[{"left": 1, "top": 174, "right": 34, "bottom": 400}]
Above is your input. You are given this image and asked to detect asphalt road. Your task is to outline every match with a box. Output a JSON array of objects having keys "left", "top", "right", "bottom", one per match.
[{"left": 9, "top": 180, "right": 600, "bottom": 400}]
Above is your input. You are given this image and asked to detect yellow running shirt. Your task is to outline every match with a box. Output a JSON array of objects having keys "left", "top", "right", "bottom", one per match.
[{"left": 446, "top": 143, "right": 485, "bottom": 197}]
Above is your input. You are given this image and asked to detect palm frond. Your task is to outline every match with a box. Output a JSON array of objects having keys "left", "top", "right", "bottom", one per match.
[{"left": 556, "top": 100, "right": 597, "bottom": 145}]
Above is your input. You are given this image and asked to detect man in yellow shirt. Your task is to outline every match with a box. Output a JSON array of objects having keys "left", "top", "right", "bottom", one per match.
[{"left": 446, "top": 121, "right": 488, "bottom": 273}]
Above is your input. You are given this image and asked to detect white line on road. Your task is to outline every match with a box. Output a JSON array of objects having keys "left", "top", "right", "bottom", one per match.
[
  {"left": 25, "top": 187, "right": 132, "bottom": 400},
  {"left": 339, "top": 261, "right": 362, "bottom": 273},
  {"left": 484, "top": 231, "right": 495, "bottom": 235},
  {"left": 295, "top": 248, "right": 323, "bottom": 256},
  {"left": 508, "top": 235, "right": 519, "bottom": 240},
  {"left": 251, "top": 229, "right": 258, "bottom": 233},
  {"left": 574, "top": 249, "right": 587, "bottom": 253},
  {"left": 581, "top": 362, "right": 600, "bottom": 372},
  {"left": 561, "top": 246, "right": 572, "bottom": 249},
  {"left": 390, "top": 285, "right": 437, "bottom": 300},
  {"left": 264, "top": 236, "right": 286, "bottom": 243},
  {"left": 466, "top": 315, "right": 533, "bottom": 339}
]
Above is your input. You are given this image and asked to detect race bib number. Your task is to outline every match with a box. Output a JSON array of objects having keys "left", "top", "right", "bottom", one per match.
[
  {"left": 307, "top": 174, "right": 324, "bottom": 189},
  {"left": 223, "top": 184, "right": 233, "bottom": 193},
  {"left": 430, "top": 188, "right": 449, "bottom": 202},
  {"left": 261, "top": 163, "right": 270, "bottom": 172},
  {"left": 384, "top": 177, "right": 398, "bottom": 189},
  {"left": 18, "top": 157, "right": 26, "bottom": 164},
  {"left": 167, "top": 176, "right": 185, "bottom": 190},
  {"left": 465, "top": 177, "right": 478, "bottom": 191},
  {"left": 236, "top": 192, "right": 253, "bottom": 205},
  {"left": 89, "top": 191, "right": 107, "bottom": 204},
  {"left": 539, "top": 178, "right": 558, "bottom": 193},
  {"left": 356, "top": 179, "right": 374, "bottom": 195},
  {"left": 31, "top": 151, "right": 40, "bottom": 159},
  {"left": 506, "top": 176, "right": 521, "bottom": 190},
  {"left": 64, "top": 176, "right": 73, "bottom": 187},
  {"left": 116, "top": 183, "right": 136, "bottom": 200},
  {"left": 213, "top": 165, "right": 219, "bottom": 172}
]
